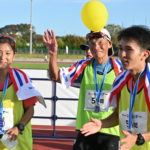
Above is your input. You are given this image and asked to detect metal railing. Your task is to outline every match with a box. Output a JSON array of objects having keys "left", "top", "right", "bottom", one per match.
[{"left": 31, "top": 78, "right": 77, "bottom": 139}]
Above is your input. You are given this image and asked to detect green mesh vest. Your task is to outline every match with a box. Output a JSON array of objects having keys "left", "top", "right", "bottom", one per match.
[{"left": 76, "top": 60, "right": 119, "bottom": 136}]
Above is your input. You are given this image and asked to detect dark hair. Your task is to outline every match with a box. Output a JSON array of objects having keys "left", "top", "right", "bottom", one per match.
[
  {"left": 0, "top": 34, "right": 16, "bottom": 53},
  {"left": 118, "top": 25, "right": 150, "bottom": 51}
]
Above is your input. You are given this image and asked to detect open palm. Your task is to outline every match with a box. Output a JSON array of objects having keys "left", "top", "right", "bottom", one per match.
[{"left": 43, "top": 29, "right": 58, "bottom": 55}]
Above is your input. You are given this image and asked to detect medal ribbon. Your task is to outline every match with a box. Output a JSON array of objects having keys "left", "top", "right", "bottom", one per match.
[
  {"left": 94, "top": 58, "right": 110, "bottom": 105},
  {"left": 128, "top": 70, "right": 145, "bottom": 130}
]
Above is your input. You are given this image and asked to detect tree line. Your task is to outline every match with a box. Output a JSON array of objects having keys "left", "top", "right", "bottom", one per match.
[{"left": 0, "top": 24, "right": 123, "bottom": 55}]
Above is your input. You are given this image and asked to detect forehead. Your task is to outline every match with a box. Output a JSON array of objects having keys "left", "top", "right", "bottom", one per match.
[
  {"left": 89, "top": 37, "right": 108, "bottom": 43},
  {"left": 119, "top": 38, "right": 140, "bottom": 47},
  {"left": 0, "top": 43, "right": 13, "bottom": 50}
]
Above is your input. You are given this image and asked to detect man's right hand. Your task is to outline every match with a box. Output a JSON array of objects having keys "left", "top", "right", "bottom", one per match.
[
  {"left": 80, "top": 118, "right": 102, "bottom": 136},
  {"left": 43, "top": 29, "right": 58, "bottom": 56}
]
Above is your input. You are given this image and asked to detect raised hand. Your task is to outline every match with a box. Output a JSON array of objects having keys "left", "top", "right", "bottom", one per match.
[
  {"left": 43, "top": 29, "right": 58, "bottom": 55},
  {"left": 80, "top": 118, "right": 102, "bottom": 136}
]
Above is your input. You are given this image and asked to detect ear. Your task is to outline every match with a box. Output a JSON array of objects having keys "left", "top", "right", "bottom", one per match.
[
  {"left": 142, "top": 50, "right": 150, "bottom": 61},
  {"left": 108, "top": 41, "right": 112, "bottom": 49}
]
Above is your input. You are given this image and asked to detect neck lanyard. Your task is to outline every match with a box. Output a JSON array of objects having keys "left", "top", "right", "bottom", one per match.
[
  {"left": 0, "top": 74, "right": 9, "bottom": 103},
  {"left": 93, "top": 58, "right": 110, "bottom": 106},
  {"left": 128, "top": 71, "right": 144, "bottom": 131}
]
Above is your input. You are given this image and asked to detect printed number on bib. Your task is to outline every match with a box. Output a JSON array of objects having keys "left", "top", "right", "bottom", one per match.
[
  {"left": 119, "top": 111, "right": 148, "bottom": 134},
  {"left": 84, "top": 90, "right": 111, "bottom": 111}
]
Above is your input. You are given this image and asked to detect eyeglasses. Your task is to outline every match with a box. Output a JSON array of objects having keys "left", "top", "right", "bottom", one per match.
[{"left": 86, "top": 32, "right": 110, "bottom": 42}]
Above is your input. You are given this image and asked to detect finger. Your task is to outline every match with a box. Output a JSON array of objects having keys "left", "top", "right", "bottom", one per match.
[
  {"left": 12, "top": 135, "right": 17, "bottom": 141},
  {"left": 43, "top": 31, "right": 48, "bottom": 42},
  {"left": 84, "top": 130, "right": 95, "bottom": 136},
  {"left": 51, "top": 30, "right": 57, "bottom": 43},
  {"left": 80, "top": 126, "right": 92, "bottom": 133},
  {"left": 8, "top": 133, "right": 14, "bottom": 141},
  {"left": 47, "top": 29, "right": 52, "bottom": 36},
  {"left": 122, "top": 130, "right": 130, "bottom": 136},
  {"left": 6, "top": 130, "right": 12, "bottom": 134},
  {"left": 42, "top": 35, "right": 47, "bottom": 43},
  {"left": 81, "top": 129, "right": 90, "bottom": 135},
  {"left": 44, "top": 30, "right": 51, "bottom": 41},
  {"left": 91, "top": 118, "right": 100, "bottom": 124}
]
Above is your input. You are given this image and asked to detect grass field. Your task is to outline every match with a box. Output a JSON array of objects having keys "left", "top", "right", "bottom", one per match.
[
  {"left": 11, "top": 53, "right": 79, "bottom": 69},
  {"left": 16, "top": 53, "right": 84, "bottom": 60},
  {"left": 11, "top": 62, "right": 71, "bottom": 69}
]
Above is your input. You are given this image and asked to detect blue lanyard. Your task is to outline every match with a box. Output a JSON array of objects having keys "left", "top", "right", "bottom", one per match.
[
  {"left": 93, "top": 58, "right": 110, "bottom": 105},
  {"left": 128, "top": 71, "right": 144, "bottom": 130},
  {"left": 0, "top": 74, "right": 9, "bottom": 103}
]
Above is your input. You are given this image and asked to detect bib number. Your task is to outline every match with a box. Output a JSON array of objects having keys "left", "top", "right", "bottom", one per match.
[
  {"left": 84, "top": 90, "right": 110, "bottom": 111},
  {"left": 119, "top": 111, "right": 148, "bottom": 134}
]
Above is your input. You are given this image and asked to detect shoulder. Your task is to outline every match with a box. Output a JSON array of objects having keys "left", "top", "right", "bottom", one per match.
[{"left": 9, "top": 67, "right": 30, "bottom": 83}]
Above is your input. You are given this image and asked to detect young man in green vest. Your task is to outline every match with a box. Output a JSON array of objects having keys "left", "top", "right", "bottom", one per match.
[
  {"left": 43, "top": 28, "right": 122, "bottom": 150},
  {"left": 80, "top": 25, "right": 150, "bottom": 150}
]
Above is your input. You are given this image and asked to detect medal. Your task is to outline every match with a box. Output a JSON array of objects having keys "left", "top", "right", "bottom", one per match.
[{"left": 95, "top": 104, "right": 100, "bottom": 112}]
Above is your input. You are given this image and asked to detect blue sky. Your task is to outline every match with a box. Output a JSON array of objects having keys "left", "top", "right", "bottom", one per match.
[{"left": 0, "top": 0, "right": 149, "bottom": 36}]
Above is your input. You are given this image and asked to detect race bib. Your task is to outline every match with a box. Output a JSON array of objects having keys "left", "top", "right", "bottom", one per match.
[
  {"left": 0, "top": 103, "right": 4, "bottom": 134},
  {"left": 2, "top": 108, "right": 14, "bottom": 132},
  {"left": 119, "top": 111, "right": 148, "bottom": 134},
  {"left": 84, "top": 90, "right": 110, "bottom": 111}
]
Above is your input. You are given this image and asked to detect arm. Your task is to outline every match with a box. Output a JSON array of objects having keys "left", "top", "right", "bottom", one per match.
[
  {"left": 6, "top": 105, "right": 34, "bottom": 141},
  {"left": 101, "top": 107, "right": 119, "bottom": 128},
  {"left": 80, "top": 108, "right": 119, "bottom": 136},
  {"left": 43, "top": 30, "right": 60, "bottom": 82}
]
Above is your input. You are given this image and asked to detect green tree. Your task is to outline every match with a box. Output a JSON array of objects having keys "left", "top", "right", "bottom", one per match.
[{"left": 105, "top": 24, "right": 123, "bottom": 56}]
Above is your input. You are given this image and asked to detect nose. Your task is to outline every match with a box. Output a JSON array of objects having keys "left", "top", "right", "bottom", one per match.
[
  {"left": 0, "top": 52, "right": 6, "bottom": 60},
  {"left": 118, "top": 49, "right": 126, "bottom": 58}
]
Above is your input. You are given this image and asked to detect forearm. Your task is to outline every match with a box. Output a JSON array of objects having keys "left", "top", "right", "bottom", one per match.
[
  {"left": 142, "top": 132, "right": 150, "bottom": 142},
  {"left": 19, "top": 105, "right": 34, "bottom": 126},
  {"left": 49, "top": 54, "right": 60, "bottom": 82},
  {"left": 101, "top": 108, "right": 119, "bottom": 128}
]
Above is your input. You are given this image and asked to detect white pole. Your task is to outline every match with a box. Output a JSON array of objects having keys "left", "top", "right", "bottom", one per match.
[{"left": 29, "top": 0, "right": 33, "bottom": 54}]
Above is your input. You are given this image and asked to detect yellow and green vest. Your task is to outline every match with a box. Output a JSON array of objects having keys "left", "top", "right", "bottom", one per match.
[
  {"left": 119, "top": 84, "right": 150, "bottom": 150},
  {"left": 0, "top": 84, "right": 32, "bottom": 150}
]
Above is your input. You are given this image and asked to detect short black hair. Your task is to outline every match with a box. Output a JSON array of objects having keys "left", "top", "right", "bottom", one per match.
[{"left": 118, "top": 25, "right": 150, "bottom": 51}]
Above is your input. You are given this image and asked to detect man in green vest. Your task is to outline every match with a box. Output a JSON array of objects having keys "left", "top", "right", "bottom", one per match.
[
  {"left": 43, "top": 28, "right": 122, "bottom": 150},
  {"left": 80, "top": 25, "right": 150, "bottom": 150}
]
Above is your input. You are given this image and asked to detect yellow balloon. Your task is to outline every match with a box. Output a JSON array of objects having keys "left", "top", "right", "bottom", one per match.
[{"left": 81, "top": 0, "right": 108, "bottom": 32}]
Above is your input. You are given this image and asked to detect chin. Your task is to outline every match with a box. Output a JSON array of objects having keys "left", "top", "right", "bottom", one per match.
[{"left": 122, "top": 64, "right": 130, "bottom": 70}]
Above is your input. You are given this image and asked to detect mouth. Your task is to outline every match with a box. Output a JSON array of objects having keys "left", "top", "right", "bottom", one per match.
[{"left": 122, "top": 59, "right": 128, "bottom": 64}]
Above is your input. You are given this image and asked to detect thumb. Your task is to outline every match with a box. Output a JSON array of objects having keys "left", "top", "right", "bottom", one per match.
[
  {"left": 90, "top": 118, "right": 99, "bottom": 124},
  {"left": 122, "top": 130, "right": 130, "bottom": 136}
]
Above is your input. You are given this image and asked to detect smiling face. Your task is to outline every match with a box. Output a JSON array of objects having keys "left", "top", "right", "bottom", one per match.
[
  {"left": 0, "top": 43, "right": 15, "bottom": 70},
  {"left": 89, "top": 37, "right": 112, "bottom": 63},
  {"left": 118, "top": 38, "right": 149, "bottom": 74}
]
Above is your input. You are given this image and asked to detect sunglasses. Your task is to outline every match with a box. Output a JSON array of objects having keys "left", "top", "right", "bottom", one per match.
[{"left": 86, "top": 32, "right": 110, "bottom": 41}]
